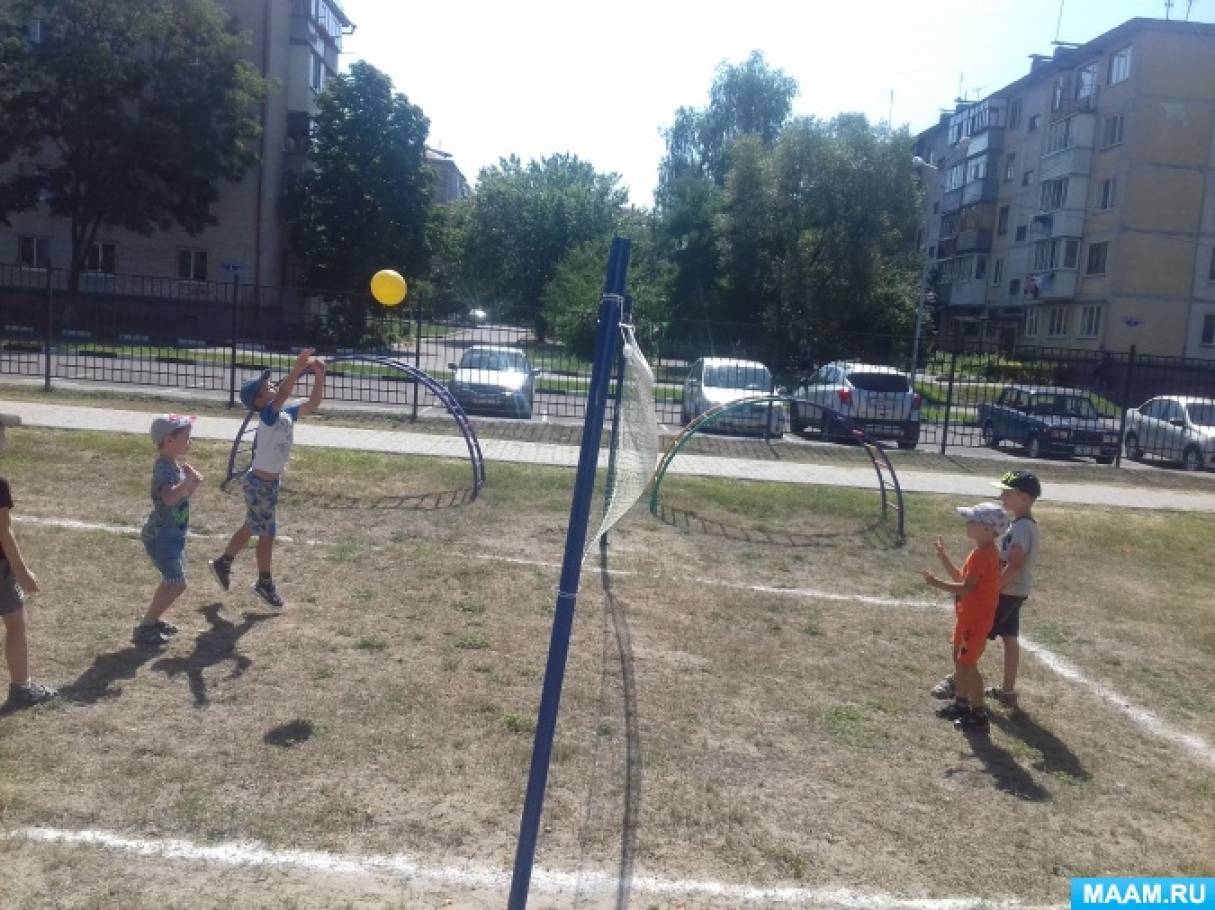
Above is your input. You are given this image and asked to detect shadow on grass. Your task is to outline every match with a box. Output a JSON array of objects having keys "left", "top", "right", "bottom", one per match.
[
  {"left": 948, "top": 731, "right": 1051, "bottom": 802},
  {"left": 264, "top": 718, "right": 315, "bottom": 748},
  {"left": 62, "top": 645, "right": 161, "bottom": 705},
  {"left": 991, "top": 707, "right": 1091, "bottom": 781},
  {"left": 277, "top": 486, "right": 475, "bottom": 512},
  {"left": 152, "top": 603, "right": 275, "bottom": 708},
  {"left": 654, "top": 500, "right": 903, "bottom": 551}
]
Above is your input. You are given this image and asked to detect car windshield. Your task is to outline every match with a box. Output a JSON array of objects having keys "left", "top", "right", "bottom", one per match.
[
  {"left": 705, "top": 364, "right": 771, "bottom": 390},
  {"left": 847, "top": 371, "right": 910, "bottom": 393},
  {"left": 1030, "top": 394, "right": 1099, "bottom": 419},
  {"left": 460, "top": 349, "right": 528, "bottom": 372},
  {"left": 1185, "top": 403, "right": 1215, "bottom": 426}
]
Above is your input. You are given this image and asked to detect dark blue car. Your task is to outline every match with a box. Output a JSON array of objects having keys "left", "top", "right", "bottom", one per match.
[{"left": 978, "top": 385, "right": 1121, "bottom": 463}]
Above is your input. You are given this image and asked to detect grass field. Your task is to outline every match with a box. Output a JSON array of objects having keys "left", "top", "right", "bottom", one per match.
[{"left": 0, "top": 427, "right": 1211, "bottom": 908}]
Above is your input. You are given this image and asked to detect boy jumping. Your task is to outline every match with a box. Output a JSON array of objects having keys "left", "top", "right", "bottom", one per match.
[{"left": 212, "top": 349, "right": 325, "bottom": 607}]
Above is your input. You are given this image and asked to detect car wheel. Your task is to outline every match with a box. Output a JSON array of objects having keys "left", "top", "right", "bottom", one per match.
[
  {"left": 1125, "top": 432, "right": 1143, "bottom": 460},
  {"left": 1182, "top": 445, "right": 1203, "bottom": 472},
  {"left": 1025, "top": 434, "right": 1043, "bottom": 459},
  {"left": 790, "top": 406, "right": 807, "bottom": 435},
  {"left": 1095, "top": 456, "right": 1114, "bottom": 465},
  {"left": 896, "top": 439, "right": 917, "bottom": 450},
  {"left": 981, "top": 421, "right": 1000, "bottom": 448},
  {"left": 821, "top": 412, "right": 838, "bottom": 442}
]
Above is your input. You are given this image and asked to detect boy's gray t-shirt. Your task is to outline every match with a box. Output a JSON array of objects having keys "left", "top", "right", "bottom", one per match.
[{"left": 999, "top": 516, "right": 1038, "bottom": 598}]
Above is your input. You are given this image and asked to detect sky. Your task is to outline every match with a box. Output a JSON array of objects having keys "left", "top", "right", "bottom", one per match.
[{"left": 336, "top": 0, "right": 1212, "bottom": 207}]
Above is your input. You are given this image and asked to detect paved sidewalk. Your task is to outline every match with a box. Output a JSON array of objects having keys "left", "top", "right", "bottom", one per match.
[{"left": 5, "top": 399, "right": 1215, "bottom": 513}]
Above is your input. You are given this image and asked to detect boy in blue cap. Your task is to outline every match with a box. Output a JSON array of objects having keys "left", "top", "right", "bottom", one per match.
[{"left": 211, "top": 349, "right": 324, "bottom": 607}]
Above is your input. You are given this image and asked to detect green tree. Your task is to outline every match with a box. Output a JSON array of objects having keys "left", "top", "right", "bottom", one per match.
[
  {"left": 541, "top": 209, "right": 674, "bottom": 358},
  {"left": 0, "top": 0, "right": 264, "bottom": 291},
  {"left": 291, "top": 61, "right": 432, "bottom": 343},
  {"left": 463, "top": 153, "right": 626, "bottom": 341}
]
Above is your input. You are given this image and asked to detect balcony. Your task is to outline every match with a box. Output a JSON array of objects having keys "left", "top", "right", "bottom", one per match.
[
  {"left": 945, "top": 279, "right": 987, "bottom": 308},
  {"left": 1026, "top": 269, "right": 1078, "bottom": 300},
  {"left": 1029, "top": 208, "right": 1085, "bottom": 240},
  {"left": 956, "top": 229, "right": 993, "bottom": 253},
  {"left": 1049, "top": 90, "right": 1099, "bottom": 122},
  {"left": 1040, "top": 145, "right": 1094, "bottom": 181},
  {"left": 941, "top": 187, "right": 963, "bottom": 215},
  {"left": 961, "top": 177, "right": 999, "bottom": 207},
  {"left": 965, "top": 127, "right": 1004, "bottom": 157}
]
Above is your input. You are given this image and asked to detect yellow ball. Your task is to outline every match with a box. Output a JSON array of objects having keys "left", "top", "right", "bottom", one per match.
[{"left": 370, "top": 269, "right": 408, "bottom": 307}]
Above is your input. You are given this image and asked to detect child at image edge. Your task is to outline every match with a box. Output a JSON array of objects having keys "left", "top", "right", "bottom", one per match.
[
  {"left": 212, "top": 349, "right": 325, "bottom": 608},
  {"left": 135, "top": 414, "right": 202, "bottom": 647},
  {"left": 921, "top": 502, "right": 1008, "bottom": 734}
]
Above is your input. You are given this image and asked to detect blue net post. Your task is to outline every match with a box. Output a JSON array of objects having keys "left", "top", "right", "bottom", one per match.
[{"left": 507, "top": 238, "right": 631, "bottom": 910}]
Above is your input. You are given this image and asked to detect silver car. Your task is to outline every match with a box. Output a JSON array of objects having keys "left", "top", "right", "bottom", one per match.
[
  {"left": 792, "top": 361, "right": 922, "bottom": 449},
  {"left": 1123, "top": 396, "right": 1215, "bottom": 471},
  {"left": 680, "top": 357, "right": 785, "bottom": 437},
  {"left": 447, "top": 345, "right": 536, "bottom": 419}
]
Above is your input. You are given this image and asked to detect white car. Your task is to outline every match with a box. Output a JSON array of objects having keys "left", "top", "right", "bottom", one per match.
[
  {"left": 792, "top": 361, "right": 922, "bottom": 449},
  {"left": 1123, "top": 396, "right": 1215, "bottom": 471},
  {"left": 680, "top": 357, "right": 785, "bottom": 437}
]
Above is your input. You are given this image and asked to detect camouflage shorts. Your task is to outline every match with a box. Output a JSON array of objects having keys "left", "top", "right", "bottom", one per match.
[{"left": 243, "top": 471, "right": 281, "bottom": 536}]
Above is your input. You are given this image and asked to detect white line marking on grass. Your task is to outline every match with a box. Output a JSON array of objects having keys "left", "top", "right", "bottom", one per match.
[
  {"left": 11, "top": 516, "right": 1215, "bottom": 768},
  {"left": 7, "top": 827, "right": 1063, "bottom": 910}
]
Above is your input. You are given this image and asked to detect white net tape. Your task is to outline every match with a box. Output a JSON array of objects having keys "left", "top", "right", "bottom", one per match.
[{"left": 584, "top": 324, "right": 660, "bottom": 561}]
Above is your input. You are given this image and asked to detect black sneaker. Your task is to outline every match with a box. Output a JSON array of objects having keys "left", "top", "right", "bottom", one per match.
[
  {"left": 5, "top": 682, "right": 58, "bottom": 710},
  {"left": 211, "top": 558, "right": 232, "bottom": 592},
  {"left": 935, "top": 701, "right": 969, "bottom": 720},
  {"left": 252, "top": 578, "right": 284, "bottom": 609},
  {"left": 985, "top": 687, "right": 1018, "bottom": 707},
  {"left": 955, "top": 710, "right": 991, "bottom": 735},
  {"left": 132, "top": 623, "right": 170, "bottom": 647},
  {"left": 155, "top": 620, "right": 179, "bottom": 636}
]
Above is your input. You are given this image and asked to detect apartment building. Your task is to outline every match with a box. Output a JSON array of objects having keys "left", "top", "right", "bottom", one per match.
[
  {"left": 1, "top": 0, "right": 353, "bottom": 290},
  {"left": 914, "top": 17, "right": 1215, "bottom": 360}
]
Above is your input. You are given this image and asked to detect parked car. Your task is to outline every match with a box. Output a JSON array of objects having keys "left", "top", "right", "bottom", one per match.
[
  {"left": 680, "top": 357, "right": 785, "bottom": 437},
  {"left": 978, "top": 385, "right": 1120, "bottom": 463},
  {"left": 791, "top": 361, "right": 921, "bottom": 449},
  {"left": 447, "top": 345, "right": 536, "bottom": 419},
  {"left": 1123, "top": 396, "right": 1215, "bottom": 471}
]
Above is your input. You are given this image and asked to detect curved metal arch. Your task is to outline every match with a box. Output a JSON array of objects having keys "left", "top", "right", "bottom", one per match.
[
  {"left": 220, "top": 355, "right": 486, "bottom": 501},
  {"left": 649, "top": 395, "right": 905, "bottom": 541}
]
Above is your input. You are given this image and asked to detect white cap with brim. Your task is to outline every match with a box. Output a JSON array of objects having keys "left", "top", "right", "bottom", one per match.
[{"left": 956, "top": 501, "right": 1010, "bottom": 535}]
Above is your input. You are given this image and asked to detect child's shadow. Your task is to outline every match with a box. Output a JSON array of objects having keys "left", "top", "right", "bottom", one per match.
[
  {"left": 991, "top": 707, "right": 1090, "bottom": 781},
  {"left": 152, "top": 603, "right": 275, "bottom": 708},
  {"left": 63, "top": 646, "right": 160, "bottom": 705}
]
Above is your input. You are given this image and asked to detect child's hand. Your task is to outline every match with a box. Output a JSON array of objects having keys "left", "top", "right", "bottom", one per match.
[
  {"left": 933, "top": 537, "right": 947, "bottom": 558},
  {"left": 16, "top": 568, "right": 39, "bottom": 595},
  {"left": 293, "top": 348, "right": 317, "bottom": 371},
  {"left": 309, "top": 357, "right": 326, "bottom": 374},
  {"left": 920, "top": 570, "right": 937, "bottom": 587},
  {"left": 183, "top": 463, "right": 204, "bottom": 483}
]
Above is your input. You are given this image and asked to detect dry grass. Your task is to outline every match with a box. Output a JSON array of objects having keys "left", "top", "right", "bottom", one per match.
[{"left": 0, "top": 427, "right": 1211, "bottom": 907}]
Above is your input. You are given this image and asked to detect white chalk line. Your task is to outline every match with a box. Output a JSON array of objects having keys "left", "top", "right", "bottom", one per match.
[
  {"left": 5, "top": 826, "right": 1063, "bottom": 910},
  {"left": 14, "top": 514, "right": 1215, "bottom": 767}
]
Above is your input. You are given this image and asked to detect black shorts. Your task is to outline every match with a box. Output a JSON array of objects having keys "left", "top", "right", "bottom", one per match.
[{"left": 987, "top": 594, "right": 1027, "bottom": 639}]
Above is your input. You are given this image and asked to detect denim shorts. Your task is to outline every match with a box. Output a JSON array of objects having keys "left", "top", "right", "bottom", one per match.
[
  {"left": 143, "top": 533, "right": 186, "bottom": 585},
  {"left": 244, "top": 471, "right": 280, "bottom": 536},
  {"left": 0, "top": 563, "right": 25, "bottom": 616}
]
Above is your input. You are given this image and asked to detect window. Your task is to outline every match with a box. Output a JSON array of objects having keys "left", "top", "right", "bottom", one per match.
[
  {"left": 84, "top": 242, "right": 116, "bottom": 274},
  {"left": 1022, "top": 169, "right": 1034, "bottom": 187},
  {"left": 26, "top": 18, "right": 44, "bottom": 44},
  {"left": 17, "top": 235, "right": 49, "bottom": 268},
  {"left": 932, "top": 201, "right": 939, "bottom": 214},
  {"left": 177, "top": 249, "right": 208, "bottom": 281},
  {"left": 1102, "top": 114, "right": 1125, "bottom": 148},
  {"left": 1097, "top": 177, "right": 1117, "bottom": 211},
  {"left": 992, "top": 258, "right": 1004, "bottom": 287},
  {"left": 1051, "top": 78, "right": 1067, "bottom": 113},
  {"left": 1015, "top": 225, "right": 1028, "bottom": 242},
  {"left": 1076, "top": 62, "right": 1098, "bottom": 101},
  {"left": 1209, "top": 247, "right": 1215, "bottom": 281},
  {"left": 1086, "top": 241, "right": 1109, "bottom": 275},
  {"left": 1033, "top": 239, "right": 1059, "bottom": 271},
  {"left": 1008, "top": 99, "right": 1022, "bottom": 130},
  {"left": 1045, "top": 117, "right": 1073, "bottom": 154},
  {"left": 1079, "top": 305, "right": 1103, "bottom": 338},
  {"left": 1063, "top": 239, "right": 1079, "bottom": 269},
  {"left": 1040, "top": 177, "right": 1069, "bottom": 211},
  {"left": 1025, "top": 307, "right": 1039, "bottom": 336},
  {"left": 1028, "top": 114, "right": 1040, "bottom": 132},
  {"left": 309, "top": 52, "right": 325, "bottom": 93},
  {"left": 1202, "top": 314, "right": 1215, "bottom": 346},
  {"left": 946, "top": 163, "right": 965, "bottom": 191},
  {"left": 997, "top": 205, "right": 1010, "bottom": 236},
  {"left": 1048, "top": 307, "right": 1070, "bottom": 337},
  {"left": 1010, "top": 278, "right": 1022, "bottom": 297},
  {"left": 975, "top": 256, "right": 987, "bottom": 280},
  {"left": 928, "top": 245, "right": 936, "bottom": 260},
  {"left": 967, "top": 156, "right": 987, "bottom": 183},
  {"left": 1108, "top": 45, "right": 1132, "bottom": 85},
  {"left": 1004, "top": 153, "right": 1016, "bottom": 182}
]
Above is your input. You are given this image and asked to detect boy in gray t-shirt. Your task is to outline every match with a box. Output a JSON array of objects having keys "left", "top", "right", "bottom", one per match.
[{"left": 987, "top": 470, "right": 1041, "bottom": 705}]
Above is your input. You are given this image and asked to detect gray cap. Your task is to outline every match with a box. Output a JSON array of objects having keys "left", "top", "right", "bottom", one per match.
[{"left": 150, "top": 413, "right": 194, "bottom": 445}]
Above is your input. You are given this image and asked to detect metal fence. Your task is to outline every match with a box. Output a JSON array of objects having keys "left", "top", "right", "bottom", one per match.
[{"left": 3, "top": 270, "right": 1215, "bottom": 464}]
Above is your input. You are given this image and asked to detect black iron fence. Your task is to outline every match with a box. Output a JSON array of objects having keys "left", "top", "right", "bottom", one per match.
[{"left": 3, "top": 270, "right": 1214, "bottom": 465}]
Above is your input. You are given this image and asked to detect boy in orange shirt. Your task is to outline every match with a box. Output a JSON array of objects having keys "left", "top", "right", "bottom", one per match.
[{"left": 922, "top": 502, "right": 1008, "bottom": 734}]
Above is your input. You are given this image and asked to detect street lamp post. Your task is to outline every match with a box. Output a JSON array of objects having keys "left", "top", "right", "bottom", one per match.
[{"left": 909, "top": 156, "right": 941, "bottom": 387}]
